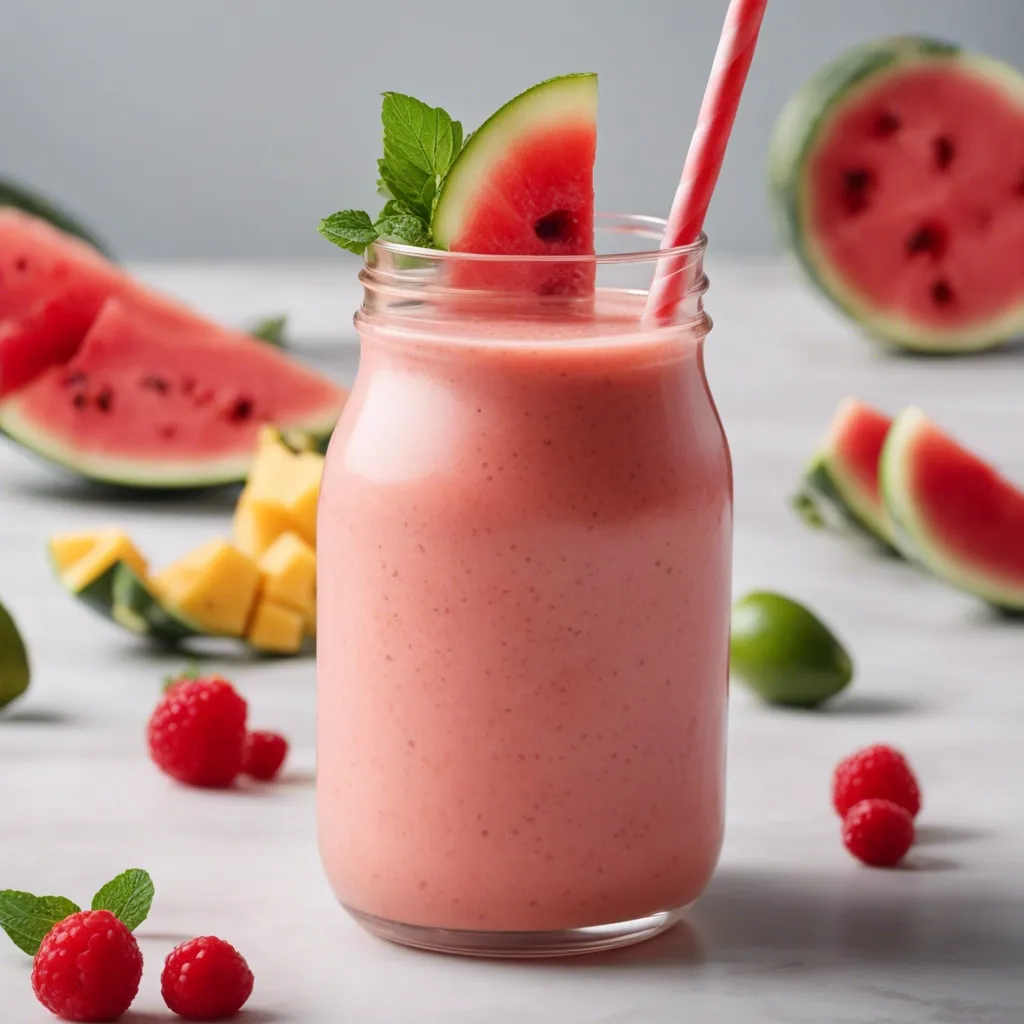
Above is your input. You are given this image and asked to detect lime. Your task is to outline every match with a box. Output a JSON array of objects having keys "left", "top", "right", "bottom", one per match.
[
  {"left": 730, "top": 591, "right": 853, "bottom": 708},
  {"left": 0, "top": 597, "right": 31, "bottom": 710}
]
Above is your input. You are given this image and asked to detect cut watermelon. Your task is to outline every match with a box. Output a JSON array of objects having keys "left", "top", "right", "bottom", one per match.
[
  {"left": 793, "top": 397, "right": 894, "bottom": 547},
  {"left": 0, "top": 297, "right": 344, "bottom": 489},
  {"left": 431, "top": 73, "right": 597, "bottom": 295},
  {"left": 881, "top": 408, "right": 1024, "bottom": 610},
  {"left": 769, "top": 37, "right": 1024, "bottom": 353}
]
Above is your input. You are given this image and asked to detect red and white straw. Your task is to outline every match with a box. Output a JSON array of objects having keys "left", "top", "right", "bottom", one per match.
[{"left": 644, "top": 0, "right": 768, "bottom": 324}]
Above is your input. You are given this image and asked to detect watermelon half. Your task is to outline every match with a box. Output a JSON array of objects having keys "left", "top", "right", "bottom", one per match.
[
  {"left": 793, "top": 397, "right": 894, "bottom": 547},
  {"left": 431, "top": 73, "right": 597, "bottom": 295},
  {"left": 881, "top": 408, "right": 1024, "bottom": 610},
  {"left": 0, "top": 210, "right": 346, "bottom": 488},
  {"left": 769, "top": 36, "right": 1024, "bottom": 353}
]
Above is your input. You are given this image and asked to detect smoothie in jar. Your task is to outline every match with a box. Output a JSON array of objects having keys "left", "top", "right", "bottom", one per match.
[{"left": 316, "top": 73, "right": 733, "bottom": 957}]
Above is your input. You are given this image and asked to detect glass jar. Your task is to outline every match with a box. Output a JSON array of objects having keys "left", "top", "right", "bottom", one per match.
[{"left": 316, "top": 214, "right": 731, "bottom": 957}]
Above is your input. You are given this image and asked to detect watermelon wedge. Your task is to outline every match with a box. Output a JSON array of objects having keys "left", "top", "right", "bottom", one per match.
[
  {"left": 0, "top": 209, "right": 346, "bottom": 488},
  {"left": 769, "top": 37, "right": 1024, "bottom": 353},
  {"left": 881, "top": 408, "right": 1024, "bottom": 610},
  {"left": 431, "top": 73, "right": 597, "bottom": 295},
  {"left": 793, "top": 397, "right": 894, "bottom": 547},
  {"left": 0, "top": 298, "right": 344, "bottom": 489}
]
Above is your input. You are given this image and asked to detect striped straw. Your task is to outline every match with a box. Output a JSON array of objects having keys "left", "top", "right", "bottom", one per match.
[{"left": 644, "top": 0, "right": 768, "bottom": 324}]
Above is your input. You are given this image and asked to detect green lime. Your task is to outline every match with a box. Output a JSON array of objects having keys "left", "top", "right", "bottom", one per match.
[
  {"left": 730, "top": 591, "right": 853, "bottom": 708},
  {"left": 0, "top": 597, "right": 31, "bottom": 710}
]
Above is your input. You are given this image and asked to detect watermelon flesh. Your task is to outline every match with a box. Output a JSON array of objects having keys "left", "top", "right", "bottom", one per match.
[
  {"left": 0, "top": 297, "right": 343, "bottom": 488},
  {"left": 882, "top": 408, "right": 1024, "bottom": 609},
  {"left": 796, "top": 397, "right": 893, "bottom": 545},
  {"left": 807, "top": 61, "right": 1024, "bottom": 343},
  {"left": 431, "top": 73, "right": 597, "bottom": 297}
]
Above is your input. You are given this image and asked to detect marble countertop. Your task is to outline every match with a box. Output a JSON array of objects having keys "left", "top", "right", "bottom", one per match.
[{"left": 1, "top": 259, "right": 1022, "bottom": 1022}]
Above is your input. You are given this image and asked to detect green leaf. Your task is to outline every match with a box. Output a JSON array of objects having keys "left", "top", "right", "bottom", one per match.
[
  {"left": 90, "top": 869, "right": 154, "bottom": 932},
  {"left": 373, "top": 212, "right": 431, "bottom": 248},
  {"left": 0, "top": 891, "right": 80, "bottom": 956},
  {"left": 380, "top": 92, "right": 462, "bottom": 220},
  {"left": 163, "top": 660, "right": 201, "bottom": 692},
  {"left": 249, "top": 314, "right": 288, "bottom": 348},
  {"left": 318, "top": 209, "right": 378, "bottom": 255}
]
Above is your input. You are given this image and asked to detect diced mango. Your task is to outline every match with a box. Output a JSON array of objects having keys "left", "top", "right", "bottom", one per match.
[
  {"left": 246, "top": 598, "right": 304, "bottom": 654},
  {"left": 258, "top": 532, "right": 316, "bottom": 616},
  {"left": 233, "top": 498, "right": 294, "bottom": 558},
  {"left": 152, "top": 539, "right": 261, "bottom": 637},
  {"left": 61, "top": 531, "right": 148, "bottom": 592},
  {"left": 282, "top": 452, "right": 323, "bottom": 547},
  {"left": 49, "top": 528, "right": 117, "bottom": 575}
]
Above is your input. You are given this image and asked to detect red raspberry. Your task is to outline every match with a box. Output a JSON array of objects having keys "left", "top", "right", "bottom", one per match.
[
  {"left": 832, "top": 743, "right": 921, "bottom": 818},
  {"left": 161, "top": 935, "right": 254, "bottom": 1020},
  {"left": 842, "top": 798, "right": 915, "bottom": 867},
  {"left": 31, "top": 909, "right": 143, "bottom": 1022},
  {"left": 242, "top": 730, "right": 289, "bottom": 781},
  {"left": 147, "top": 676, "right": 248, "bottom": 788}
]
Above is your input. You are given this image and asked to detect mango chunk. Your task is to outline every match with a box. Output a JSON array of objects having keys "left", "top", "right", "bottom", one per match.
[
  {"left": 233, "top": 499, "right": 294, "bottom": 559},
  {"left": 61, "top": 531, "right": 148, "bottom": 592},
  {"left": 232, "top": 440, "right": 299, "bottom": 557},
  {"left": 49, "top": 528, "right": 117, "bottom": 575},
  {"left": 247, "top": 598, "right": 304, "bottom": 654},
  {"left": 282, "top": 452, "right": 323, "bottom": 547},
  {"left": 152, "top": 539, "right": 261, "bottom": 637},
  {"left": 258, "top": 532, "right": 316, "bottom": 617}
]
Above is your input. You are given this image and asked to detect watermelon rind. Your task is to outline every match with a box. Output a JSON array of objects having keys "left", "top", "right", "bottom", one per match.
[
  {"left": 0, "top": 404, "right": 337, "bottom": 490},
  {"left": 881, "top": 407, "right": 1024, "bottom": 610},
  {"left": 431, "top": 73, "right": 598, "bottom": 249},
  {"left": 768, "top": 36, "right": 1024, "bottom": 353},
  {"left": 0, "top": 177, "right": 112, "bottom": 258}
]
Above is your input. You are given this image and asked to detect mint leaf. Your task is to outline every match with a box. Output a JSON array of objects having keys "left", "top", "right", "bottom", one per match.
[
  {"left": 380, "top": 92, "right": 463, "bottom": 220},
  {"left": 376, "top": 160, "right": 393, "bottom": 199},
  {"left": 250, "top": 314, "right": 288, "bottom": 348},
  {"left": 0, "top": 891, "right": 80, "bottom": 956},
  {"left": 374, "top": 213, "right": 431, "bottom": 247},
  {"left": 91, "top": 869, "right": 154, "bottom": 932},
  {"left": 318, "top": 209, "right": 378, "bottom": 255}
]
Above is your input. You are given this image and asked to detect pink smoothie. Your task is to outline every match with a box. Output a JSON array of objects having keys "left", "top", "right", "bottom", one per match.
[{"left": 316, "top": 291, "right": 731, "bottom": 933}]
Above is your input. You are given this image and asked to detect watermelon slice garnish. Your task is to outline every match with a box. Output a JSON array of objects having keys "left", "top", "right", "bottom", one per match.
[
  {"left": 881, "top": 408, "right": 1024, "bottom": 610},
  {"left": 0, "top": 209, "right": 345, "bottom": 488},
  {"left": 794, "top": 397, "right": 895, "bottom": 547},
  {"left": 770, "top": 36, "right": 1024, "bottom": 353},
  {"left": 432, "top": 73, "right": 597, "bottom": 296}
]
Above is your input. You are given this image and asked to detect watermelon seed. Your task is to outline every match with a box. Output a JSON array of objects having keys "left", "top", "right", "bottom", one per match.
[
  {"left": 95, "top": 388, "right": 114, "bottom": 413},
  {"left": 933, "top": 136, "right": 955, "bottom": 171},
  {"left": 226, "top": 397, "right": 254, "bottom": 422},
  {"left": 61, "top": 371, "right": 87, "bottom": 387},
  {"left": 841, "top": 168, "right": 875, "bottom": 215},
  {"left": 141, "top": 375, "right": 169, "bottom": 393},
  {"left": 931, "top": 280, "right": 955, "bottom": 306},
  {"left": 905, "top": 223, "right": 947, "bottom": 261},
  {"left": 14, "top": 258, "right": 28, "bottom": 273},
  {"left": 534, "top": 210, "right": 576, "bottom": 243},
  {"left": 159, "top": 425, "right": 177, "bottom": 440},
  {"left": 873, "top": 111, "right": 901, "bottom": 137},
  {"left": 72, "top": 393, "right": 88, "bottom": 410}
]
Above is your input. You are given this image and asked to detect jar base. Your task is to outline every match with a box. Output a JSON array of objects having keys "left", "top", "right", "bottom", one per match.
[{"left": 343, "top": 904, "right": 685, "bottom": 959}]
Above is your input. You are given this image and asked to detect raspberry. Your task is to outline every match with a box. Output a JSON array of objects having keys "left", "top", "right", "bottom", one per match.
[
  {"left": 147, "top": 676, "right": 248, "bottom": 788},
  {"left": 842, "top": 798, "right": 915, "bottom": 867},
  {"left": 31, "top": 910, "right": 143, "bottom": 1022},
  {"left": 161, "top": 935, "right": 254, "bottom": 1020},
  {"left": 832, "top": 743, "right": 921, "bottom": 818},
  {"left": 242, "top": 730, "right": 289, "bottom": 781}
]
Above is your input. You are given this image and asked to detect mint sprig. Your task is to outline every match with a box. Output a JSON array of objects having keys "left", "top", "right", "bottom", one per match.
[
  {"left": 319, "top": 91, "right": 464, "bottom": 255},
  {"left": 91, "top": 869, "right": 154, "bottom": 932},
  {"left": 0, "top": 892, "right": 81, "bottom": 956},
  {"left": 250, "top": 314, "right": 288, "bottom": 348},
  {"left": 0, "top": 869, "right": 154, "bottom": 956}
]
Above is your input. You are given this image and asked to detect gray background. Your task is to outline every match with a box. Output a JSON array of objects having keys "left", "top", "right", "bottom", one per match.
[{"left": 2, "top": 0, "right": 1021, "bottom": 260}]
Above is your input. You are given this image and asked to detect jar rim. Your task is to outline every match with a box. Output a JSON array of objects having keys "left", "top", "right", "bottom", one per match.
[{"left": 368, "top": 212, "right": 708, "bottom": 266}]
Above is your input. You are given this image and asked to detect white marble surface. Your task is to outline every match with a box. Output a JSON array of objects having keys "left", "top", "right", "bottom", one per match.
[{"left": 2, "top": 260, "right": 1023, "bottom": 1022}]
